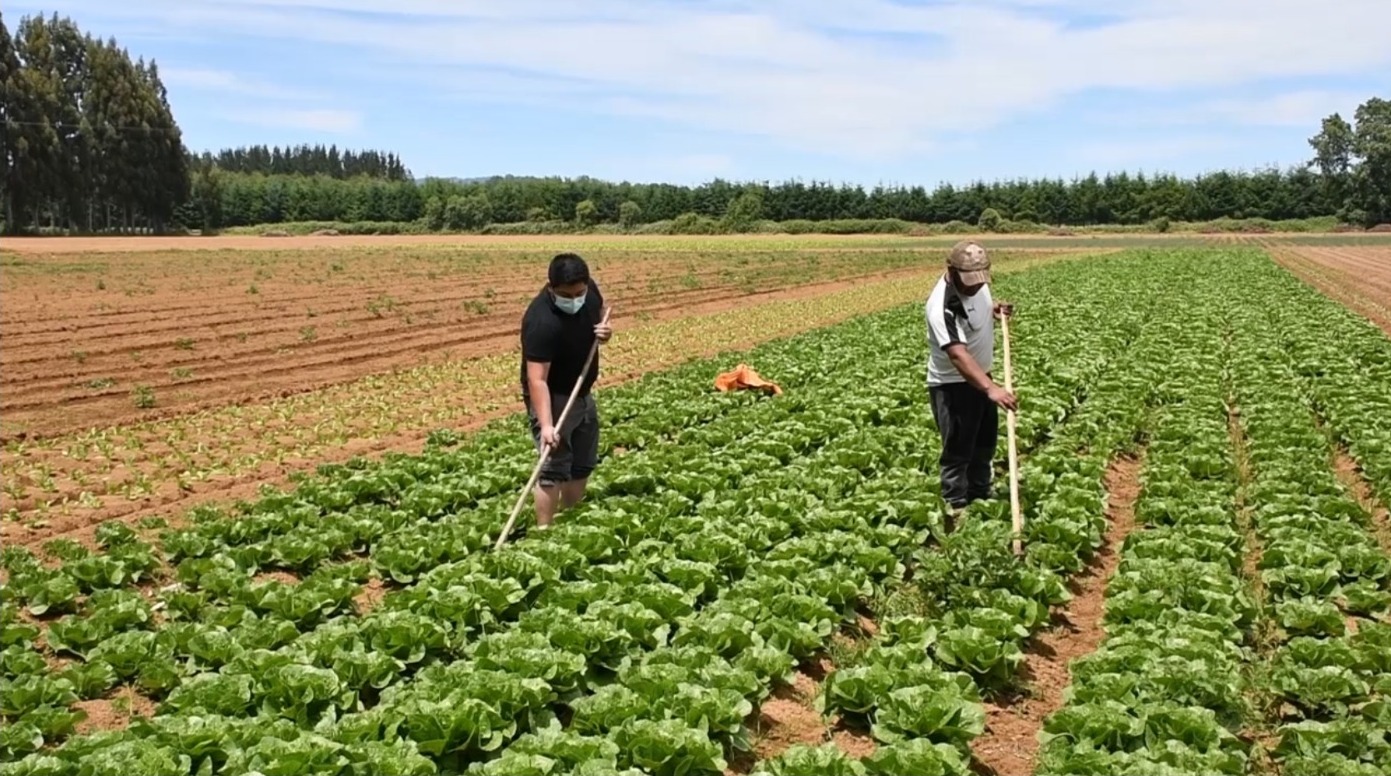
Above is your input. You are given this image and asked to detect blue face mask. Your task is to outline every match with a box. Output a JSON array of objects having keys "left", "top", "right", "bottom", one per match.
[{"left": 553, "top": 292, "right": 586, "bottom": 315}]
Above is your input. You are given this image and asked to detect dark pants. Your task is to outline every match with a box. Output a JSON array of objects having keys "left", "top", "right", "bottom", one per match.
[
  {"left": 525, "top": 393, "right": 600, "bottom": 488},
  {"left": 929, "top": 381, "right": 999, "bottom": 509}
]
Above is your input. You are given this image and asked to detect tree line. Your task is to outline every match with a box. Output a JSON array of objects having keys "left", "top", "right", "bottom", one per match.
[
  {"left": 2, "top": 11, "right": 1387, "bottom": 235},
  {"left": 2, "top": 11, "right": 189, "bottom": 233},
  {"left": 187, "top": 144, "right": 411, "bottom": 181},
  {"left": 185, "top": 167, "right": 1342, "bottom": 232}
]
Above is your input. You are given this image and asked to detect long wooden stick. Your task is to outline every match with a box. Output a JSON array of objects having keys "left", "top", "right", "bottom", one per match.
[
  {"left": 494, "top": 307, "right": 611, "bottom": 550},
  {"left": 1002, "top": 313, "right": 1023, "bottom": 556}
]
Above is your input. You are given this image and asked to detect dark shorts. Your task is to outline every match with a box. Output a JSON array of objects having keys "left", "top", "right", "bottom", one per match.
[{"left": 526, "top": 392, "right": 600, "bottom": 487}]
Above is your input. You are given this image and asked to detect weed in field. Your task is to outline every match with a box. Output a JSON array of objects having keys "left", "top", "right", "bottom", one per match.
[
  {"left": 366, "top": 294, "right": 398, "bottom": 318},
  {"left": 171, "top": 367, "right": 192, "bottom": 380},
  {"left": 132, "top": 385, "right": 155, "bottom": 409},
  {"left": 462, "top": 300, "right": 490, "bottom": 315},
  {"left": 175, "top": 337, "right": 194, "bottom": 350},
  {"left": 247, "top": 283, "right": 259, "bottom": 295},
  {"left": 300, "top": 326, "right": 318, "bottom": 342},
  {"left": 95, "top": 278, "right": 105, "bottom": 290},
  {"left": 84, "top": 377, "right": 116, "bottom": 390},
  {"left": 71, "top": 350, "right": 87, "bottom": 363}
]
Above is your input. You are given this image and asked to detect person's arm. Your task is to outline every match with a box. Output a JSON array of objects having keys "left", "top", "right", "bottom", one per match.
[
  {"left": 590, "top": 282, "right": 612, "bottom": 342},
  {"left": 526, "top": 360, "right": 559, "bottom": 446},
  {"left": 927, "top": 295, "right": 1017, "bottom": 410},
  {"left": 945, "top": 345, "right": 1016, "bottom": 409},
  {"left": 521, "top": 312, "right": 560, "bottom": 446}
]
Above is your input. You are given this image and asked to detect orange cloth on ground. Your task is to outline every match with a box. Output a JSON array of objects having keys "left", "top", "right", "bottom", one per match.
[{"left": 714, "top": 364, "right": 783, "bottom": 395}]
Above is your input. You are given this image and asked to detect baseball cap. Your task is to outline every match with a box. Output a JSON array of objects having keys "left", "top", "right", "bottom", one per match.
[{"left": 948, "top": 240, "right": 991, "bottom": 285}]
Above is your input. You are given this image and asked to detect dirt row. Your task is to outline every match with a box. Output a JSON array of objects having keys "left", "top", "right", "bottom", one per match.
[
  {"left": 1266, "top": 246, "right": 1391, "bottom": 336},
  {"left": 1, "top": 250, "right": 929, "bottom": 439},
  {"left": 722, "top": 455, "right": 1143, "bottom": 775},
  {"left": 1, "top": 267, "right": 964, "bottom": 549}
]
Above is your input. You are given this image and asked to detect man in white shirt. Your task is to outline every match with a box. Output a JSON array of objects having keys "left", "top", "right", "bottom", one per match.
[{"left": 925, "top": 240, "right": 1017, "bottom": 531}]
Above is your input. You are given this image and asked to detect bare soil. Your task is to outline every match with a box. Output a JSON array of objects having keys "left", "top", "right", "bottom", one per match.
[
  {"left": 726, "top": 656, "right": 876, "bottom": 774},
  {"left": 0, "top": 247, "right": 931, "bottom": 440},
  {"left": 0, "top": 232, "right": 1162, "bottom": 255},
  {"left": 1267, "top": 247, "right": 1391, "bottom": 335},
  {"left": 355, "top": 577, "right": 388, "bottom": 616},
  {"left": 71, "top": 687, "right": 157, "bottom": 735},
  {"left": 0, "top": 270, "right": 933, "bottom": 550},
  {"left": 970, "top": 454, "right": 1143, "bottom": 776},
  {"left": 1333, "top": 449, "right": 1391, "bottom": 555}
]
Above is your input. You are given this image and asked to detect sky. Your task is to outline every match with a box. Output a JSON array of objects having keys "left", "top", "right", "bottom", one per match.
[{"left": 7, "top": 0, "right": 1390, "bottom": 187}]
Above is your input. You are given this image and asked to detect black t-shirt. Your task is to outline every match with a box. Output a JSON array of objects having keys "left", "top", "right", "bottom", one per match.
[{"left": 519, "top": 279, "right": 604, "bottom": 398}]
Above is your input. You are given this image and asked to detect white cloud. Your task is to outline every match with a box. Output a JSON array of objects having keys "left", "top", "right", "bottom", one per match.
[
  {"left": 11, "top": 0, "right": 1391, "bottom": 156},
  {"left": 228, "top": 108, "right": 363, "bottom": 133}
]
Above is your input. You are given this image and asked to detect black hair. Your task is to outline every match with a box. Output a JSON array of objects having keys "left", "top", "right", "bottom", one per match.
[{"left": 548, "top": 253, "right": 590, "bottom": 286}]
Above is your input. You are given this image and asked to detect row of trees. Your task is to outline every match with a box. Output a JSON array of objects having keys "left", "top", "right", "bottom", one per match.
[
  {"left": 187, "top": 144, "right": 411, "bottom": 181},
  {"left": 2, "top": 12, "right": 1386, "bottom": 234},
  {"left": 2, "top": 11, "right": 189, "bottom": 232},
  {"left": 186, "top": 167, "right": 1341, "bottom": 231}
]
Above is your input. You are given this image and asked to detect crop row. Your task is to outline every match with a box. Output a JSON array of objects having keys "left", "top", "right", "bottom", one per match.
[
  {"left": 1, "top": 268, "right": 949, "bottom": 523},
  {"left": 1036, "top": 280, "right": 1260, "bottom": 774},
  {"left": 1226, "top": 256, "right": 1391, "bottom": 776},
  {"left": 0, "top": 251, "right": 1154, "bottom": 774},
  {"left": 750, "top": 250, "right": 1220, "bottom": 775}
]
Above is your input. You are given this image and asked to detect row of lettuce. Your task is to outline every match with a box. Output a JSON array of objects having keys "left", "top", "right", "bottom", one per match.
[
  {"left": 3, "top": 248, "right": 1389, "bottom": 775},
  {"left": 1, "top": 251, "right": 1150, "bottom": 775},
  {"left": 1030, "top": 251, "right": 1391, "bottom": 776},
  {"left": 1036, "top": 290, "right": 1257, "bottom": 774},
  {"left": 750, "top": 247, "right": 1170, "bottom": 776},
  {"left": 1228, "top": 261, "right": 1391, "bottom": 776}
]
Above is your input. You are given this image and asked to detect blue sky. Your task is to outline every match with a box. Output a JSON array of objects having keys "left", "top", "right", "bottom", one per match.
[{"left": 8, "top": 0, "right": 1390, "bottom": 187}]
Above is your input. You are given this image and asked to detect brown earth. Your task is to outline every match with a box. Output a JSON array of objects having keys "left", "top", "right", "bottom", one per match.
[
  {"left": 0, "top": 231, "right": 1187, "bottom": 255},
  {"left": 0, "top": 246, "right": 936, "bottom": 440},
  {"left": 726, "top": 656, "right": 876, "bottom": 775},
  {"left": 71, "top": 686, "right": 158, "bottom": 735},
  {"left": 1333, "top": 449, "right": 1391, "bottom": 555},
  {"left": 1266, "top": 246, "right": 1391, "bottom": 335},
  {"left": 970, "top": 454, "right": 1144, "bottom": 776},
  {"left": 3, "top": 250, "right": 1089, "bottom": 550}
]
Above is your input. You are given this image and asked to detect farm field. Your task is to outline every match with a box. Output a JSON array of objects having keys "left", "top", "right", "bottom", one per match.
[
  {"left": 1266, "top": 245, "right": 1391, "bottom": 335},
  {"left": 0, "top": 240, "right": 1092, "bottom": 543},
  {"left": 2, "top": 245, "right": 1390, "bottom": 775}
]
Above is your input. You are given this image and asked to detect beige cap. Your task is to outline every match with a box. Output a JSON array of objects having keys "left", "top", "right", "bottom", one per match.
[{"left": 948, "top": 240, "right": 991, "bottom": 285}]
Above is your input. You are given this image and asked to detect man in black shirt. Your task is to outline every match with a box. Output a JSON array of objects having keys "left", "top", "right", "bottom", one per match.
[{"left": 519, "top": 253, "right": 612, "bottom": 528}]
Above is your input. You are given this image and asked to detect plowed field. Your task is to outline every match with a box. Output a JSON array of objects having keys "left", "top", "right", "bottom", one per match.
[
  {"left": 0, "top": 238, "right": 1100, "bottom": 545},
  {"left": 1266, "top": 246, "right": 1391, "bottom": 335}
]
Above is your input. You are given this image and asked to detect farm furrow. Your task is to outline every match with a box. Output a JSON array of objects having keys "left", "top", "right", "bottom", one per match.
[
  {"left": 1225, "top": 257, "right": 1391, "bottom": 775},
  {"left": 8, "top": 246, "right": 1387, "bottom": 776},
  {"left": 0, "top": 271, "right": 963, "bottom": 535},
  {"left": 0, "top": 269, "right": 928, "bottom": 429},
  {"left": 0, "top": 251, "right": 1146, "bottom": 775},
  {"left": 1033, "top": 262, "right": 1258, "bottom": 776}
]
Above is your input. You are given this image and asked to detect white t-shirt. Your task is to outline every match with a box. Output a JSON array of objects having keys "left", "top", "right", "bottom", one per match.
[{"left": 925, "top": 274, "right": 994, "bottom": 386}]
